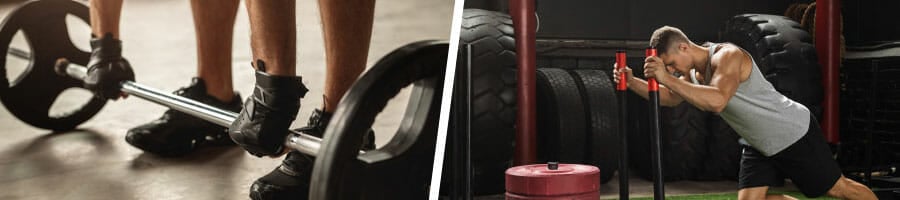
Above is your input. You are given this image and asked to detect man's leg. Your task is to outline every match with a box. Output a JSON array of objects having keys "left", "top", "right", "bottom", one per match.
[
  {"left": 738, "top": 187, "right": 798, "bottom": 200},
  {"left": 246, "top": 0, "right": 296, "bottom": 76},
  {"left": 825, "top": 176, "right": 877, "bottom": 200},
  {"left": 229, "top": 0, "right": 305, "bottom": 158},
  {"left": 90, "top": 0, "right": 123, "bottom": 38},
  {"left": 124, "top": 0, "right": 243, "bottom": 156},
  {"left": 84, "top": 0, "right": 134, "bottom": 100},
  {"left": 191, "top": 0, "right": 240, "bottom": 102},
  {"left": 319, "top": 0, "right": 375, "bottom": 112},
  {"left": 237, "top": 1, "right": 376, "bottom": 199},
  {"left": 232, "top": 2, "right": 309, "bottom": 199}
]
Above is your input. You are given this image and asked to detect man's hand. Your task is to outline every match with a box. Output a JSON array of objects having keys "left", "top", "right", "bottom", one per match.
[
  {"left": 85, "top": 33, "right": 134, "bottom": 100},
  {"left": 643, "top": 56, "right": 673, "bottom": 84},
  {"left": 612, "top": 63, "right": 634, "bottom": 87},
  {"left": 228, "top": 67, "right": 307, "bottom": 158}
]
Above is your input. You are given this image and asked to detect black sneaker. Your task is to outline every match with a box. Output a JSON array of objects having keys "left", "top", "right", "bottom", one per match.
[
  {"left": 125, "top": 78, "right": 241, "bottom": 156},
  {"left": 249, "top": 109, "right": 375, "bottom": 200}
]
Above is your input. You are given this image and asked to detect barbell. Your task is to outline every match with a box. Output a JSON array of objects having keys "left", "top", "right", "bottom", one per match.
[{"left": 53, "top": 59, "right": 342, "bottom": 156}]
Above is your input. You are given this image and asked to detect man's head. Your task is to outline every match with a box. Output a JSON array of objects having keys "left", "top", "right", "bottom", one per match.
[{"left": 649, "top": 26, "right": 696, "bottom": 74}]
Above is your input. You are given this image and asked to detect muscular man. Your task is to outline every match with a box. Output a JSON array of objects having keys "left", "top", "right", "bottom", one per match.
[
  {"left": 85, "top": 0, "right": 376, "bottom": 199},
  {"left": 613, "top": 26, "right": 876, "bottom": 200}
]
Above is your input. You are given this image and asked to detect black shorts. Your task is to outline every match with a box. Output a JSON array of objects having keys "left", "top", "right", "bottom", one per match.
[{"left": 738, "top": 114, "right": 841, "bottom": 198}]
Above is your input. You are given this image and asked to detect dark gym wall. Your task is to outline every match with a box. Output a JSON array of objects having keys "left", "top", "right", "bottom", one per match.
[
  {"left": 466, "top": 0, "right": 807, "bottom": 42},
  {"left": 463, "top": 0, "right": 509, "bottom": 13},
  {"left": 843, "top": 0, "right": 900, "bottom": 45}
]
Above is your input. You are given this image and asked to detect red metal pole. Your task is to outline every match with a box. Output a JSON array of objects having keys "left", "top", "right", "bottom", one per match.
[
  {"left": 815, "top": 0, "right": 840, "bottom": 143},
  {"left": 616, "top": 51, "right": 629, "bottom": 200},
  {"left": 510, "top": 0, "right": 538, "bottom": 166},
  {"left": 646, "top": 48, "right": 665, "bottom": 200}
]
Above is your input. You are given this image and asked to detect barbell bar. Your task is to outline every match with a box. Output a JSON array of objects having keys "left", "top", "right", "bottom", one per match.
[{"left": 54, "top": 59, "right": 365, "bottom": 157}]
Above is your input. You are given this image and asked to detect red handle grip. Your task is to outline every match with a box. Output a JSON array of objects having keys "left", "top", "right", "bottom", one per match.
[
  {"left": 646, "top": 48, "right": 659, "bottom": 92},
  {"left": 616, "top": 51, "right": 627, "bottom": 91}
]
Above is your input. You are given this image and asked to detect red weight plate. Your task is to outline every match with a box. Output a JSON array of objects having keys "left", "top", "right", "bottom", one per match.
[
  {"left": 505, "top": 164, "right": 600, "bottom": 196},
  {"left": 505, "top": 191, "right": 599, "bottom": 200}
]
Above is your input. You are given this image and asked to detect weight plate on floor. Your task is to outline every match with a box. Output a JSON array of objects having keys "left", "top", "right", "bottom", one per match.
[
  {"left": 0, "top": 0, "right": 105, "bottom": 131},
  {"left": 309, "top": 40, "right": 447, "bottom": 200}
]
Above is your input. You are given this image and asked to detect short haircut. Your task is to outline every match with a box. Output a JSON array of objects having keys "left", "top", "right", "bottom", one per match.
[{"left": 649, "top": 26, "right": 692, "bottom": 55}]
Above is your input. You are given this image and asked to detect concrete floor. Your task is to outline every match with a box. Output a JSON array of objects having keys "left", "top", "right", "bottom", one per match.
[{"left": 0, "top": 0, "right": 450, "bottom": 199}]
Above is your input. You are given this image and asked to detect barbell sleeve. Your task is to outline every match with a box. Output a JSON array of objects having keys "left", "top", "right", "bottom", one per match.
[{"left": 55, "top": 59, "right": 364, "bottom": 157}]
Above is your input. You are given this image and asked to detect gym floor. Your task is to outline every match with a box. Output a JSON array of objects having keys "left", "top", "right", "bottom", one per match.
[{"left": 0, "top": 0, "right": 450, "bottom": 199}]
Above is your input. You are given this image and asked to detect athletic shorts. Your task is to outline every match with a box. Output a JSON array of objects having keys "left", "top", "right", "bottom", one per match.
[{"left": 737, "top": 114, "right": 841, "bottom": 198}]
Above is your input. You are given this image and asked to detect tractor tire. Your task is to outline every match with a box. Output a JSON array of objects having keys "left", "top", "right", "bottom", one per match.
[
  {"left": 697, "top": 115, "right": 742, "bottom": 181},
  {"left": 722, "top": 14, "right": 823, "bottom": 118},
  {"left": 443, "top": 8, "right": 518, "bottom": 195},
  {"left": 630, "top": 102, "right": 710, "bottom": 182}
]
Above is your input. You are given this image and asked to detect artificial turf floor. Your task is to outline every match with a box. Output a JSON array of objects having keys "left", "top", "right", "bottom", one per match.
[{"left": 627, "top": 191, "right": 838, "bottom": 200}]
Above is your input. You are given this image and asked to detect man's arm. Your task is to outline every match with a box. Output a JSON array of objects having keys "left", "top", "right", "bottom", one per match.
[
  {"left": 627, "top": 75, "right": 688, "bottom": 107},
  {"left": 662, "top": 48, "right": 745, "bottom": 113}
]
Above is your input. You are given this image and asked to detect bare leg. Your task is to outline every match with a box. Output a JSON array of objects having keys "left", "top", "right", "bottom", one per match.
[
  {"left": 765, "top": 194, "right": 798, "bottom": 200},
  {"left": 245, "top": 0, "right": 296, "bottom": 76},
  {"left": 826, "top": 176, "right": 878, "bottom": 200},
  {"left": 89, "top": 0, "right": 123, "bottom": 38},
  {"left": 739, "top": 186, "right": 769, "bottom": 200},
  {"left": 318, "top": 0, "right": 375, "bottom": 112},
  {"left": 191, "top": 0, "right": 240, "bottom": 102},
  {"left": 738, "top": 186, "right": 800, "bottom": 200}
]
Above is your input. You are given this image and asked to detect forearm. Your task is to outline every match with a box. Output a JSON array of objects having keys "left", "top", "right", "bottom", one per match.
[{"left": 627, "top": 77, "right": 681, "bottom": 107}]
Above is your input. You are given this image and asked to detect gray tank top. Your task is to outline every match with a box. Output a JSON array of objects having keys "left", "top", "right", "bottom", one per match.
[{"left": 690, "top": 43, "right": 810, "bottom": 156}]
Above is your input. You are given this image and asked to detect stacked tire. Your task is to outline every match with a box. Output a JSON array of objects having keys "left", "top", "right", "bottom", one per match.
[{"left": 535, "top": 68, "right": 619, "bottom": 184}]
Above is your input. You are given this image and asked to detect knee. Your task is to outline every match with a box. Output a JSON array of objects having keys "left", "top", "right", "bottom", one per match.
[
  {"left": 826, "top": 177, "right": 850, "bottom": 197},
  {"left": 738, "top": 187, "right": 769, "bottom": 200},
  {"left": 826, "top": 177, "right": 869, "bottom": 198}
]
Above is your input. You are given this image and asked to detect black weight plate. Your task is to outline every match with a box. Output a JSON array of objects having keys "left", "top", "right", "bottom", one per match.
[
  {"left": 535, "top": 68, "right": 587, "bottom": 164},
  {"left": 309, "top": 40, "right": 447, "bottom": 200},
  {"left": 570, "top": 69, "right": 619, "bottom": 184},
  {"left": 0, "top": 0, "right": 104, "bottom": 131}
]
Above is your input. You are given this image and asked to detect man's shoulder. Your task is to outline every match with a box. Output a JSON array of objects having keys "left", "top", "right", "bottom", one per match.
[
  {"left": 711, "top": 44, "right": 753, "bottom": 81},
  {"left": 711, "top": 44, "right": 748, "bottom": 65}
]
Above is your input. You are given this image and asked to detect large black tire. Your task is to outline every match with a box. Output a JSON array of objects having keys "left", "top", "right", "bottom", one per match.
[
  {"left": 570, "top": 69, "right": 619, "bottom": 184},
  {"left": 697, "top": 115, "right": 742, "bottom": 181},
  {"left": 444, "top": 8, "right": 517, "bottom": 195},
  {"left": 630, "top": 102, "right": 710, "bottom": 182},
  {"left": 721, "top": 14, "right": 823, "bottom": 118},
  {"left": 535, "top": 68, "right": 587, "bottom": 164}
]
